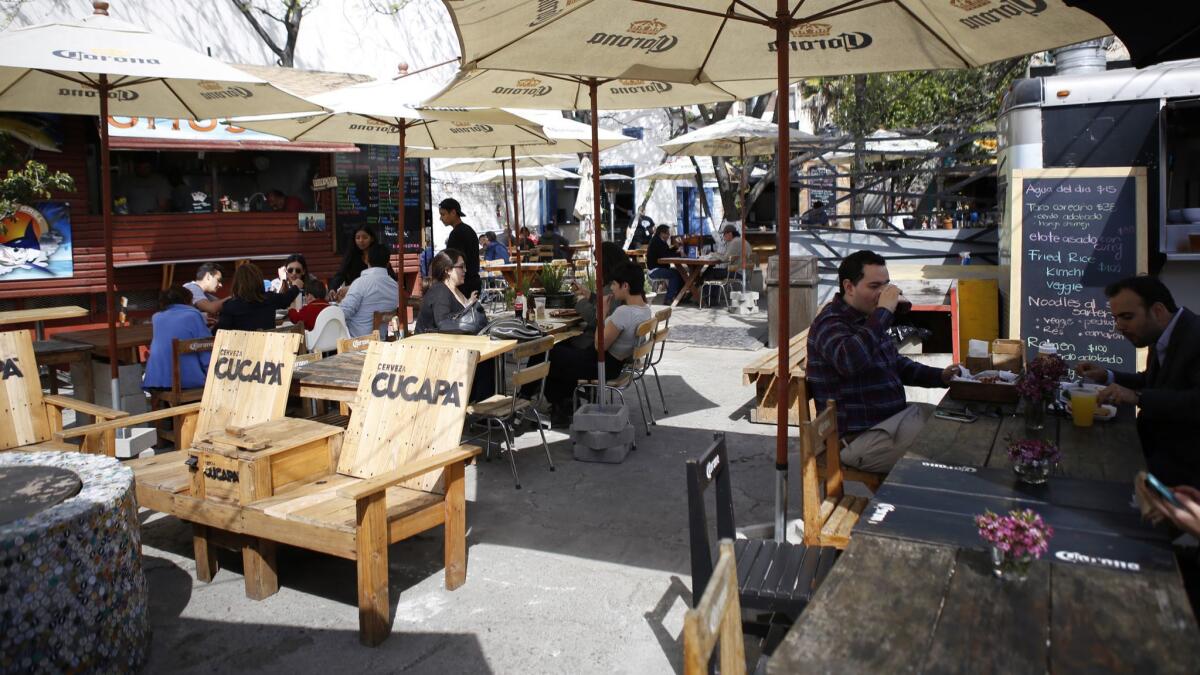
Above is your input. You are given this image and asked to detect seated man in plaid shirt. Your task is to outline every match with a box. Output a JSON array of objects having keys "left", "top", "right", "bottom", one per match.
[{"left": 807, "top": 251, "right": 959, "bottom": 473}]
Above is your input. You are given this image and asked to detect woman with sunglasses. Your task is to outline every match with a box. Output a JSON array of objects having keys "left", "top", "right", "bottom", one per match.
[
  {"left": 218, "top": 263, "right": 302, "bottom": 331},
  {"left": 415, "top": 248, "right": 479, "bottom": 334},
  {"left": 331, "top": 225, "right": 395, "bottom": 300},
  {"left": 270, "top": 254, "right": 315, "bottom": 312}
]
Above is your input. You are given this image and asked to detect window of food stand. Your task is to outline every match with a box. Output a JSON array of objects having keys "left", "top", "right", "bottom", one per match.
[{"left": 108, "top": 150, "right": 318, "bottom": 215}]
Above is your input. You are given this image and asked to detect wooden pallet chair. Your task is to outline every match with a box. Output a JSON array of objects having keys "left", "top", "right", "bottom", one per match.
[
  {"left": 230, "top": 340, "right": 482, "bottom": 645},
  {"left": 0, "top": 329, "right": 126, "bottom": 455},
  {"left": 148, "top": 335, "right": 215, "bottom": 448},
  {"left": 800, "top": 401, "right": 874, "bottom": 549},
  {"left": 687, "top": 433, "right": 837, "bottom": 619},
  {"left": 683, "top": 540, "right": 746, "bottom": 675}
]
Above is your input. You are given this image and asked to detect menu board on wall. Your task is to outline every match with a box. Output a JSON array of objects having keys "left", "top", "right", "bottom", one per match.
[
  {"left": 1009, "top": 168, "right": 1147, "bottom": 369},
  {"left": 334, "top": 145, "right": 425, "bottom": 253}
]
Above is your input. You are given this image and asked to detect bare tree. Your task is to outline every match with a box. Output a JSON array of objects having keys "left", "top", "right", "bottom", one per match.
[{"left": 229, "top": 0, "right": 320, "bottom": 67}]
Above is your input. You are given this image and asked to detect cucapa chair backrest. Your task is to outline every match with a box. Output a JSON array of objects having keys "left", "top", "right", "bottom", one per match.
[
  {"left": 195, "top": 329, "right": 302, "bottom": 439},
  {"left": 0, "top": 329, "right": 51, "bottom": 449}
]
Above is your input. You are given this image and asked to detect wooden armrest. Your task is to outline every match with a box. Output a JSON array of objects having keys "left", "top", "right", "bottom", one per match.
[
  {"left": 56, "top": 402, "right": 202, "bottom": 440},
  {"left": 336, "top": 445, "right": 481, "bottom": 501},
  {"left": 43, "top": 394, "right": 128, "bottom": 420}
]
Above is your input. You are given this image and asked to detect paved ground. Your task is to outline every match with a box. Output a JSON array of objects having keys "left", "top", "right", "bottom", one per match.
[{"left": 112, "top": 304, "right": 946, "bottom": 674}]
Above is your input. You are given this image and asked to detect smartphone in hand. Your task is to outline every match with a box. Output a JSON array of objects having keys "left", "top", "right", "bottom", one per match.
[
  {"left": 1145, "top": 472, "right": 1182, "bottom": 508},
  {"left": 933, "top": 408, "right": 977, "bottom": 424}
]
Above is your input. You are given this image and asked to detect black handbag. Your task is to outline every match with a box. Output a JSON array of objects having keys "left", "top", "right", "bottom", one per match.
[{"left": 436, "top": 302, "right": 488, "bottom": 335}]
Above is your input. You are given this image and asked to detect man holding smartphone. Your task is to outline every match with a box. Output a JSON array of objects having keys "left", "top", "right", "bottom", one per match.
[
  {"left": 1075, "top": 276, "right": 1200, "bottom": 487},
  {"left": 807, "top": 251, "right": 959, "bottom": 473}
]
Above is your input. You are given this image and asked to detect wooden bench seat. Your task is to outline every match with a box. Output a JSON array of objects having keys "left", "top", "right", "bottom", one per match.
[
  {"left": 742, "top": 329, "right": 810, "bottom": 426},
  {"left": 815, "top": 494, "right": 869, "bottom": 548},
  {"left": 247, "top": 476, "right": 444, "bottom": 534}
]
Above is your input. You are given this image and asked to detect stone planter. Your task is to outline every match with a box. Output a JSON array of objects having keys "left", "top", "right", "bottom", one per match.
[{"left": 534, "top": 291, "right": 576, "bottom": 309}]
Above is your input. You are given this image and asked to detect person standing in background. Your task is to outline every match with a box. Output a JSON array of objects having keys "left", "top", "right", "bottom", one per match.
[{"left": 441, "top": 198, "right": 481, "bottom": 297}]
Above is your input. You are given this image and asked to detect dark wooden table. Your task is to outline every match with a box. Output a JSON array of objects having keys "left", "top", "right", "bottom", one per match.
[
  {"left": 657, "top": 256, "right": 719, "bottom": 307},
  {"left": 34, "top": 339, "right": 94, "bottom": 402},
  {"left": 52, "top": 324, "right": 154, "bottom": 364},
  {"left": 769, "top": 394, "right": 1200, "bottom": 674}
]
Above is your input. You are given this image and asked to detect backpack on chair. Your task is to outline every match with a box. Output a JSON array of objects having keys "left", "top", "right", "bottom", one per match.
[{"left": 480, "top": 317, "right": 547, "bottom": 342}]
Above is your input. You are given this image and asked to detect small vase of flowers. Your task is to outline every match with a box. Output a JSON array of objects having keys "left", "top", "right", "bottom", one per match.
[
  {"left": 975, "top": 509, "right": 1054, "bottom": 581},
  {"left": 1007, "top": 438, "right": 1061, "bottom": 485},
  {"left": 1016, "top": 354, "right": 1068, "bottom": 432}
]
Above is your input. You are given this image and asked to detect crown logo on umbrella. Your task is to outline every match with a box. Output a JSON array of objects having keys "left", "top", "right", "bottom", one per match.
[
  {"left": 790, "top": 22, "right": 832, "bottom": 38},
  {"left": 198, "top": 80, "right": 222, "bottom": 91},
  {"left": 628, "top": 19, "right": 666, "bottom": 35},
  {"left": 516, "top": 78, "right": 542, "bottom": 87},
  {"left": 950, "top": 0, "right": 990, "bottom": 9},
  {"left": 619, "top": 79, "right": 646, "bottom": 85}
]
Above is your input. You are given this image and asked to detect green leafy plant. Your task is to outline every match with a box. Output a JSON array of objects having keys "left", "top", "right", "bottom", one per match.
[
  {"left": 538, "top": 263, "right": 567, "bottom": 294},
  {"left": 0, "top": 160, "right": 74, "bottom": 221},
  {"left": 579, "top": 266, "right": 596, "bottom": 294}
]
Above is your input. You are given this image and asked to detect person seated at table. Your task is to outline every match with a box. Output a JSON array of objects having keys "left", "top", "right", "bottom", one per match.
[
  {"left": 1075, "top": 276, "right": 1200, "bottom": 487},
  {"left": 183, "top": 262, "right": 227, "bottom": 324},
  {"left": 415, "top": 249, "right": 493, "bottom": 401},
  {"left": 646, "top": 225, "right": 683, "bottom": 304},
  {"left": 287, "top": 279, "right": 331, "bottom": 331},
  {"left": 143, "top": 285, "right": 212, "bottom": 391},
  {"left": 540, "top": 224, "right": 571, "bottom": 260},
  {"left": 340, "top": 244, "right": 399, "bottom": 338},
  {"left": 568, "top": 242, "right": 631, "bottom": 351},
  {"left": 807, "top": 250, "right": 959, "bottom": 473},
  {"left": 331, "top": 225, "right": 395, "bottom": 301},
  {"left": 479, "top": 231, "right": 511, "bottom": 263},
  {"left": 703, "top": 224, "right": 753, "bottom": 281},
  {"left": 518, "top": 226, "right": 538, "bottom": 250},
  {"left": 267, "top": 188, "right": 303, "bottom": 212},
  {"left": 544, "top": 262, "right": 653, "bottom": 426},
  {"left": 217, "top": 264, "right": 301, "bottom": 332},
  {"left": 269, "top": 254, "right": 317, "bottom": 312}
]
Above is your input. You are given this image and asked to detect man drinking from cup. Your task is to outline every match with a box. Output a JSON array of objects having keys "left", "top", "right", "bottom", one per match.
[
  {"left": 807, "top": 250, "right": 960, "bottom": 473},
  {"left": 1075, "top": 276, "right": 1200, "bottom": 486}
]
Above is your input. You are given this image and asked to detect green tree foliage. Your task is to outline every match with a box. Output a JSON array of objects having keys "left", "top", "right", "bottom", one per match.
[{"left": 0, "top": 160, "right": 75, "bottom": 221}]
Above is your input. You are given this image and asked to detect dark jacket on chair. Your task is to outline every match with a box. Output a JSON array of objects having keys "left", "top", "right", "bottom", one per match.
[
  {"left": 217, "top": 287, "right": 300, "bottom": 332},
  {"left": 1112, "top": 307, "right": 1200, "bottom": 486}
]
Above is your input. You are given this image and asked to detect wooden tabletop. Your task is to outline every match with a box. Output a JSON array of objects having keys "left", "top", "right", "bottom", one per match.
[
  {"left": 52, "top": 324, "right": 154, "bottom": 350},
  {"left": 401, "top": 333, "right": 518, "bottom": 361},
  {"left": 769, "top": 394, "right": 1200, "bottom": 673},
  {"left": 656, "top": 256, "right": 719, "bottom": 266},
  {"left": 0, "top": 306, "right": 88, "bottom": 325},
  {"left": 33, "top": 339, "right": 96, "bottom": 356}
]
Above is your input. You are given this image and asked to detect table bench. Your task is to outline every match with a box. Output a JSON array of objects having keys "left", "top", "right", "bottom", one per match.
[{"left": 742, "top": 329, "right": 809, "bottom": 426}]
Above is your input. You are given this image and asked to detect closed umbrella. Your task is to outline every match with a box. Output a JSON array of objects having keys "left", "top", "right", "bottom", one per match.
[
  {"left": 0, "top": 1, "right": 322, "bottom": 408},
  {"left": 232, "top": 79, "right": 547, "bottom": 336},
  {"left": 573, "top": 155, "right": 596, "bottom": 244},
  {"left": 661, "top": 116, "right": 822, "bottom": 286},
  {"left": 441, "top": 0, "right": 1110, "bottom": 540}
]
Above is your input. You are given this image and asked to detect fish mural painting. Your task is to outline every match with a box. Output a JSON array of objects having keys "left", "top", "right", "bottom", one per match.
[{"left": 0, "top": 201, "right": 72, "bottom": 280}]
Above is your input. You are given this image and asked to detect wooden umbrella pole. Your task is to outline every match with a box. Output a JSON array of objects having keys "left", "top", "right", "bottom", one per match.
[
  {"left": 740, "top": 139, "right": 749, "bottom": 289},
  {"left": 590, "top": 78, "right": 606, "bottom": 398},
  {"left": 773, "top": 0, "right": 792, "bottom": 543},
  {"left": 510, "top": 145, "right": 521, "bottom": 286},
  {"left": 396, "top": 123, "right": 409, "bottom": 337},
  {"left": 99, "top": 73, "right": 120, "bottom": 410}
]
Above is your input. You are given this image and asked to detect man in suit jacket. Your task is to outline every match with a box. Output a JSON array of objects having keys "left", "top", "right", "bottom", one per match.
[{"left": 1077, "top": 276, "right": 1200, "bottom": 486}]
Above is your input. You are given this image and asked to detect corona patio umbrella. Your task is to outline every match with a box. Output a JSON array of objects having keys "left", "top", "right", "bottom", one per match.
[
  {"left": 434, "top": 154, "right": 575, "bottom": 173},
  {"left": 0, "top": 1, "right": 322, "bottom": 407},
  {"left": 439, "top": 0, "right": 1113, "bottom": 541},
  {"left": 231, "top": 78, "right": 548, "bottom": 335},
  {"left": 660, "top": 116, "right": 821, "bottom": 286}
]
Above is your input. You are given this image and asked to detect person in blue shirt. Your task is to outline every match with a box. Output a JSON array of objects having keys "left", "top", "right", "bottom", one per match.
[
  {"left": 479, "top": 231, "right": 511, "bottom": 263},
  {"left": 143, "top": 285, "right": 212, "bottom": 391}
]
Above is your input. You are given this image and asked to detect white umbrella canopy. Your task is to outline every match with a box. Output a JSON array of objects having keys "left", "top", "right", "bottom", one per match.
[
  {"left": 433, "top": 154, "right": 575, "bottom": 173},
  {"left": 820, "top": 129, "right": 940, "bottom": 163},
  {"left": 446, "top": 0, "right": 1111, "bottom": 83},
  {"left": 230, "top": 78, "right": 548, "bottom": 149},
  {"left": 635, "top": 155, "right": 766, "bottom": 181},
  {"left": 462, "top": 166, "right": 579, "bottom": 183},
  {"left": 659, "top": 115, "right": 820, "bottom": 157},
  {"left": 0, "top": 6, "right": 322, "bottom": 117},
  {"left": 599, "top": 173, "right": 633, "bottom": 181},
  {"left": 410, "top": 110, "right": 631, "bottom": 156},
  {"left": 427, "top": 67, "right": 782, "bottom": 110}
]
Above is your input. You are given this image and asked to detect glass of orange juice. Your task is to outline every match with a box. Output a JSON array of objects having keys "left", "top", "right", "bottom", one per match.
[{"left": 1069, "top": 387, "right": 1097, "bottom": 427}]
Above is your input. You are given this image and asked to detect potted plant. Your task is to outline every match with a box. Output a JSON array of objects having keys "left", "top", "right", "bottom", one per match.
[
  {"left": 534, "top": 263, "right": 574, "bottom": 309},
  {"left": 0, "top": 160, "right": 75, "bottom": 220},
  {"left": 502, "top": 274, "right": 533, "bottom": 311},
  {"left": 1006, "top": 438, "right": 1061, "bottom": 485},
  {"left": 975, "top": 508, "right": 1054, "bottom": 580}
]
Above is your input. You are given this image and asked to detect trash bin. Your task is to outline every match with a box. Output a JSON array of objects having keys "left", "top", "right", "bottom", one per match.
[{"left": 766, "top": 255, "right": 818, "bottom": 349}]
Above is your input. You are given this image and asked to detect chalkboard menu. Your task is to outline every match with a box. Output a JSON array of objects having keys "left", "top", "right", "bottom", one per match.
[
  {"left": 1010, "top": 168, "right": 1146, "bottom": 369},
  {"left": 334, "top": 145, "right": 426, "bottom": 253}
]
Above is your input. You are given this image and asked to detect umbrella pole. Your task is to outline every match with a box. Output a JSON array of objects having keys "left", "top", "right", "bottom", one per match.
[
  {"left": 396, "top": 124, "right": 409, "bottom": 338},
  {"left": 99, "top": 74, "right": 120, "bottom": 413},
  {"left": 589, "top": 78, "right": 606, "bottom": 402},
  {"left": 773, "top": 0, "right": 792, "bottom": 543},
  {"left": 510, "top": 146, "right": 521, "bottom": 289},
  {"left": 740, "top": 140, "right": 749, "bottom": 290}
]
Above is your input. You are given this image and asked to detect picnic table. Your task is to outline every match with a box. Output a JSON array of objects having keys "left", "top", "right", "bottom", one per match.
[
  {"left": 487, "top": 262, "right": 545, "bottom": 287},
  {"left": 0, "top": 306, "right": 88, "bottom": 340},
  {"left": 33, "top": 339, "right": 95, "bottom": 403},
  {"left": 769, "top": 394, "right": 1200, "bottom": 673},
  {"left": 295, "top": 334, "right": 519, "bottom": 403},
  {"left": 52, "top": 324, "right": 154, "bottom": 364},
  {"left": 657, "top": 256, "right": 721, "bottom": 307}
]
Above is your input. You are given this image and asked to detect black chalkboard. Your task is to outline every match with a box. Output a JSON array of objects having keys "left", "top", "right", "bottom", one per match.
[
  {"left": 334, "top": 145, "right": 426, "bottom": 253},
  {"left": 1013, "top": 169, "right": 1146, "bottom": 369}
]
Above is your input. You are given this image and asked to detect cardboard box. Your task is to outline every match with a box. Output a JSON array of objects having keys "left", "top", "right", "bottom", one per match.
[{"left": 965, "top": 339, "right": 1024, "bottom": 375}]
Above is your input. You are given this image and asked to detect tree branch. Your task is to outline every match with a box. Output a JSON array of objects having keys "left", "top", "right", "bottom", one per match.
[{"left": 230, "top": 1, "right": 287, "bottom": 62}]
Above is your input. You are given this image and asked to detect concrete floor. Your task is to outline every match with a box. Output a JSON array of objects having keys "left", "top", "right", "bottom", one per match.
[{"left": 122, "top": 305, "right": 946, "bottom": 674}]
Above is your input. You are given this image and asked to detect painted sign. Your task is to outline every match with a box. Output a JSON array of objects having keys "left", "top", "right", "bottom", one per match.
[
  {"left": 0, "top": 201, "right": 73, "bottom": 281},
  {"left": 107, "top": 116, "right": 288, "bottom": 143}
]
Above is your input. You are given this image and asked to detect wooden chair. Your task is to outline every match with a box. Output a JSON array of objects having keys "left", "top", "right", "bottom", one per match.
[
  {"left": 683, "top": 540, "right": 746, "bottom": 675},
  {"left": 646, "top": 307, "right": 672, "bottom": 415},
  {"left": 535, "top": 244, "right": 557, "bottom": 262},
  {"left": 466, "top": 335, "right": 554, "bottom": 489},
  {"left": 800, "top": 401, "right": 873, "bottom": 549},
  {"left": 186, "top": 341, "right": 483, "bottom": 645},
  {"left": 148, "top": 335, "right": 215, "bottom": 448},
  {"left": 372, "top": 310, "right": 399, "bottom": 339},
  {"left": 0, "top": 329, "right": 126, "bottom": 455},
  {"left": 687, "top": 433, "right": 837, "bottom": 617},
  {"left": 338, "top": 333, "right": 379, "bottom": 354}
]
